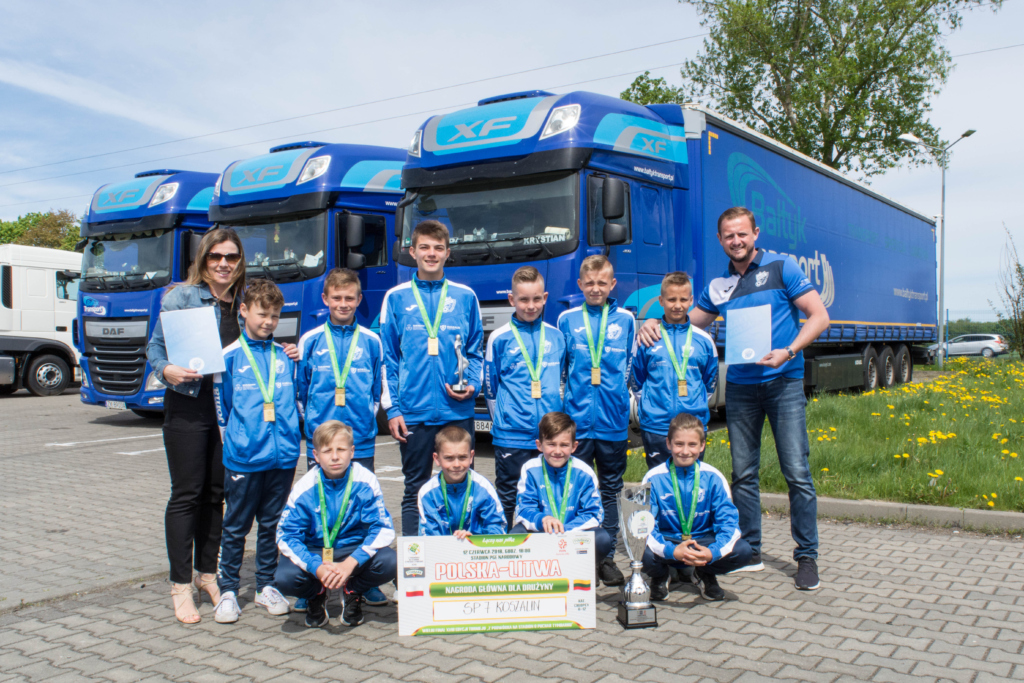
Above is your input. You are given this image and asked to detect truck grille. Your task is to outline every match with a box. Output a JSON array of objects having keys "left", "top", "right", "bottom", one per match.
[{"left": 88, "top": 341, "right": 147, "bottom": 395}]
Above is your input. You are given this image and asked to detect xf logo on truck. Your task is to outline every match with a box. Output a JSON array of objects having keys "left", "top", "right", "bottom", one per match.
[
  {"left": 105, "top": 189, "right": 139, "bottom": 205},
  {"left": 727, "top": 153, "right": 807, "bottom": 250},
  {"left": 447, "top": 117, "right": 517, "bottom": 142},
  {"left": 238, "top": 165, "right": 284, "bottom": 184}
]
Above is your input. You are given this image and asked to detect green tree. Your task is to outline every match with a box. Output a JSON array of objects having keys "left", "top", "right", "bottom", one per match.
[
  {"left": 621, "top": 0, "right": 1000, "bottom": 176},
  {"left": 991, "top": 226, "right": 1024, "bottom": 357},
  {"left": 0, "top": 209, "right": 81, "bottom": 251}
]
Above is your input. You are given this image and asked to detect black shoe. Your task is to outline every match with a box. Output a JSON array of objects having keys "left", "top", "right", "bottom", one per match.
[
  {"left": 649, "top": 574, "right": 670, "bottom": 602},
  {"left": 304, "top": 589, "right": 328, "bottom": 628},
  {"left": 726, "top": 552, "right": 765, "bottom": 574},
  {"left": 692, "top": 568, "right": 725, "bottom": 601},
  {"left": 598, "top": 556, "right": 625, "bottom": 586},
  {"left": 795, "top": 557, "right": 820, "bottom": 591},
  {"left": 340, "top": 587, "right": 364, "bottom": 626}
]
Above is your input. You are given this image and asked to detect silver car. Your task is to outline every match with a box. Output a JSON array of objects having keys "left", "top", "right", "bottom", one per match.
[{"left": 929, "top": 333, "right": 1010, "bottom": 360}]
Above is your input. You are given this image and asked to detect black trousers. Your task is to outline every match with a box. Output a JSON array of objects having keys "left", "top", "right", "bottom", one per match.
[{"left": 163, "top": 382, "right": 224, "bottom": 584}]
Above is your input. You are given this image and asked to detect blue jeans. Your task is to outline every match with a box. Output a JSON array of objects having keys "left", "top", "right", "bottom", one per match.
[
  {"left": 573, "top": 438, "right": 627, "bottom": 558},
  {"left": 726, "top": 377, "right": 818, "bottom": 560},
  {"left": 275, "top": 545, "right": 397, "bottom": 598},
  {"left": 399, "top": 419, "right": 475, "bottom": 536},
  {"left": 217, "top": 466, "right": 296, "bottom": 594},
  {"left": 642, "top": 535, "right": 752, "bottom": 577},
  {"left": 493, "top": 446, "right": 537, "bottom": 529}
]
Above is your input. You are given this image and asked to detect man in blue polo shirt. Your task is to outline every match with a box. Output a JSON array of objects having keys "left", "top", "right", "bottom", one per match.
[{"left": 638, "top": 206, "right": 829, "bottom": 591}]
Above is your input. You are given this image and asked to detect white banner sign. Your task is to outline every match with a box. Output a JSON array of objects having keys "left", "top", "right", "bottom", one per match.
[{"left": 397, "top": 532, "right": 597, "bottom": 636}]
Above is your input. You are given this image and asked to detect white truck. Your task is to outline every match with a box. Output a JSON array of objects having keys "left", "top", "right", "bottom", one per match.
[{"left": 0, "top": 244, "right": 83, "bottom": 396}]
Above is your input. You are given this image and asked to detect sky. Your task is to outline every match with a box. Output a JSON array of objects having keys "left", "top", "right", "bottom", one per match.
[{"left": 1, "top": 0, "right": 1020, "bottom": 321}]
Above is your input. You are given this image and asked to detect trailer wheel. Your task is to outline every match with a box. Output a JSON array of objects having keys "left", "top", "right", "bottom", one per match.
[
  {"left": 26, "top": 354, "right": 71, "bottom": 396},
  {"left": 878, "top": 346, "right": 896, "bottom": 389},
  {"left": 862, "top": 347, "right": 879, "bottom": 392},
  {"left": 895, "top": 345, "right": 913, "bottom": 384}
]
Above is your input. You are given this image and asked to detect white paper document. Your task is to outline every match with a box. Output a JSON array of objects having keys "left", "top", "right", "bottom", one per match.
[
  {"left": 160, "top": 306, "right": 226, "bottom": 375},
  {"left": 725, "top": 304, "right": 772, "bottom": 365}
]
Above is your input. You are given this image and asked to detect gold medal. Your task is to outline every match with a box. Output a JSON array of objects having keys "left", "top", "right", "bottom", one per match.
[
  {"left": 678, "top": 380, "right": 687, "bottom": 397},
  {"left": 428, "top": 337, "right": 439, "bottom": 356},
  {"left": 335, "top": 387, "right": 346, "bottom": 407},
  {"left": 322, "top": 547, "right": 333, "bottom": 563},
  {"left": 263, "top": 402, "right": 275, "bottom": 422},
  {"left": 591, "top": 367, "right": 601, "bottom": 385},
  {"left": 531, "top": 380, "right": 541, "bottom": 399},
  {"left": 681, "top": 534, "right": 691, "bottom": 542}
]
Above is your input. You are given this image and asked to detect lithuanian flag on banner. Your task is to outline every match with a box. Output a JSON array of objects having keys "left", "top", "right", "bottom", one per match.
[{"left": 572, "top": 580, "right": 591, "bottom": 591}]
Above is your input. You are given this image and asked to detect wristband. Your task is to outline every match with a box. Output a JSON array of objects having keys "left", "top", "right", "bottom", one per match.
[{"left": 785, "top": 346, "right": 795, "bottom": 360}]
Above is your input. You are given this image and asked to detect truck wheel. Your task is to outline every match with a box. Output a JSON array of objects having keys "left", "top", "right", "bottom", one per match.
[
  {"left": 895, "top": 345, "right": 913, "bottom": 383},
  {"left": 131, "top": 409, "right": 164, "bottom": 420},
  {"left": 862, "top": 347, "right": 879, "bottom": 392},
  {"left": 26, "top": 355, "right": 71, "bottom": 397},
  {"left": 878, "top": 346, "right": 896, "bottom": 389}
]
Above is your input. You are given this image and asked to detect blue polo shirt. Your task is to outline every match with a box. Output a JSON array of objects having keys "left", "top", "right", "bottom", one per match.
[{"left": 695, "top": 249, "right": 815, "bottom": 384}]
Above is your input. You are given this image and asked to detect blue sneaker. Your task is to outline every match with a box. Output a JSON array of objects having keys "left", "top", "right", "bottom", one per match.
[
  {"left": 363, "top": 586, "right": 389, "bottom": 606},
  {"left": 293, "top": 598, "right": 308, "bottom": 612}
]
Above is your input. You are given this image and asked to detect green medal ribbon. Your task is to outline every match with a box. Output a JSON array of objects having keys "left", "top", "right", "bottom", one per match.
[
  {"left": 542, "top": 460, "right": 573, "bottom": 524},
  {"left": 324, "top": 324, "right": 360, "bottom": 391},
  {"left": 237, "top": 335, "right": 276, "bottom": 405},
  {"left": 411, "top": 279, "right": 448, "bottom": 341},
  {"left": 439, "top": 471, "right": 473, "bottom": 532},
  {"left": 509, "top": 322, "right": 545, "bottom": 384},
  {"left": 582, "top": 302, "right": 609, "bottom": 371},
  {"left": 660, "top": 321, "right": 694, "bottom": 390},
  {"left": 670, "top": 461, "right": 701, "bottom": 538},
  {"left": 317, "top": 468, "right": 355, "bottom": 552}
]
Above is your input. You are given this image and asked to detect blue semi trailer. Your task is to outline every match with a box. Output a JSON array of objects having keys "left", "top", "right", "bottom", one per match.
[
  {"left": 77, "top": 170, "right": 219, "bottom": 416},
  {"left": 208, "top": 142, "right": 406, "bottom": 340},
  {"left": 398, "top": 91, "right": 937, "bottom": 427}
]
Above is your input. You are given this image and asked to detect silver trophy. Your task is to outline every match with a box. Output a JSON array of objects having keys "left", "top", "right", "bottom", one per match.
[
  {"left": 452, "top": 333, "right": 470, "bottom": 392},
  {"left": 617, "top": 483, "right": 658, "bottom": 628}
]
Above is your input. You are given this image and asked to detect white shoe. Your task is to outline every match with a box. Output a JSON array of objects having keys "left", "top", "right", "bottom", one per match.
[
  {"left": 214, "top": 592, "right": 240, "bottom": 623},
  {"left": 255, "top": 586, "right": 291, "bottom": 616}
]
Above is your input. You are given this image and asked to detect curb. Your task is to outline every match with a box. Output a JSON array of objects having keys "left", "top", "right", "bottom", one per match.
[{"left": 760, "top": 492, "right": 1024, "bottom": 533}]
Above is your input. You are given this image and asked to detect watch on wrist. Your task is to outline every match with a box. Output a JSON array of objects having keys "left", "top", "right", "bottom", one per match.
[{"left": 785, "top": 346, "right": 796, "bottom": 360}]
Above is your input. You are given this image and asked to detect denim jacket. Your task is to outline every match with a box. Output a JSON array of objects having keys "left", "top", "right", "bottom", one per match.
[{"left": 147, "top": 283, "right": 241, "bottom": 398}]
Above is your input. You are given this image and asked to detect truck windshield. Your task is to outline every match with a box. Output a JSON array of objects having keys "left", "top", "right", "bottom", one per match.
[
  {"left": 399, "top": 172, "right": 578, "bottom": 266},
  {"left": 80, "top": 230, "right": 173, "bottom": 292},
  {"left": 227, "top": 213, "right": 327, "bottom": 283}
]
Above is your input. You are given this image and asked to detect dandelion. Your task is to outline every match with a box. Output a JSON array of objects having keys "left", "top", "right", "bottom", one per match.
[
  {"left": 887, "top": 405, "right": 895, "bottom": 409},
  {"left": 821, "top": 468, "right": 829, "bottom": 472},
  {"left": 830, "top": 427, "right": 836, "bottom": 432},
  {"left": 903, "top": 453, "right": 910, "bottom": 458},
  {"left": 871, "top": 413, "right": 881, "bottom": 416},
  {"left": 1003, "top": 450, "right": 1010, "bottom": 454},
  {"left": 992, "top": 493, "right": 998, "bottom": 499},
  {"left": 988, "top": 501, "right": 995, "bottom": 507},
  {"left": 927, "top": 472, "right": 939, "bottom": 478},
  {"left": 894, "top": 455, "right": 901, "bottom": 459},
  {"left": 1016, "top": 477, "right": 1023, "bottom": 482}
]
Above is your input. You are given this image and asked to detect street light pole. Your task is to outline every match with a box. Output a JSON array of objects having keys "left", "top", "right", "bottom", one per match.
[{"left": 897, "top": 129, "right": 976, "bottom": 371}]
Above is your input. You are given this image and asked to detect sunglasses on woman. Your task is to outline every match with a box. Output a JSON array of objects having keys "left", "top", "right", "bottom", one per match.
[{"left": 206, "top": 252, "right": 242, "bottom": 264}]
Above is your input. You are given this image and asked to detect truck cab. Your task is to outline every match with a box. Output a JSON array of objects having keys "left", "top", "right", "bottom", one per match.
[
  {"left": 208, "top": 142, "right": 405, "bottom": 339},
  {"left": 77, "top": 169, "right": 218, "bottom": 415}
]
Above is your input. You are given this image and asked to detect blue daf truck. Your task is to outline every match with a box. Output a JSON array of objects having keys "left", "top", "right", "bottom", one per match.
[
  {"left": 208, "top": 142, "right": 406, "bottom": 340},
  {"left": 398, "top": 90, "right": 938, "bottom": 428},
  {"left": 77, "top": 170, "right": 219, "bottom": 416}
]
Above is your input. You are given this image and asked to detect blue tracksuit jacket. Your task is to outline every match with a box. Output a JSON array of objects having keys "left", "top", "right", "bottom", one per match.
[
  {"left": 514, "top": 456, "right": 603, "bottom": 532},
  {"left": 214, "top": 332, "right": 301, "bottom": 473},
  {"left": 484, "top": 316, "right": 567, "bottom": 449},
  {"left": 417, "top": 472, "right": 506, "bottom": 536},
  {"left": 380, "top": 275, "right": 484, "bottom": 425},
  {"left": 557, "top": 298, "right": 636, "bottom": 440},
  {"left": 276, "top": 463, "right": 395, "bottom": 575},
  {"left": 642, "top": 461, "right": 741, "bottom": 562},
  {"left": 297, "top": 321, "right": 383, "bottom": 458},
  {"left": 631, "top": 317, "right": 719, "bottom": 432}
]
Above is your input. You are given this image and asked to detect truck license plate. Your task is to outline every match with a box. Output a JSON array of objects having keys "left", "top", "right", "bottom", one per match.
[
  {"left": 474, "top": 420, "right": 492, "bottom": 433},
  {"left": 105, "top": 401, "right": 127, "bottom": 411}
]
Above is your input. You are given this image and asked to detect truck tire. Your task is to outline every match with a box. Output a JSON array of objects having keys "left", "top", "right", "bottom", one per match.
[
  {"left": 878, "top": 346, "right": 896, "bottom": 389},
  {"left": 131, "top": 409, "right": 164, "bottom": 420},
  {"left": 895, "top": 345, "right": 913, "bottom": 384},
  {"left": 862, "top": 347, "right": 879, "bottom": 392},
  {"left": 26, "top": 354, "right": 71, "bottom": 396}
]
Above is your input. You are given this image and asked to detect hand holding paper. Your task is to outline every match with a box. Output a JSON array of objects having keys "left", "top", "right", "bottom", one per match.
[{"left": 160, "top": 306, "right": 227, "bottom": 375}]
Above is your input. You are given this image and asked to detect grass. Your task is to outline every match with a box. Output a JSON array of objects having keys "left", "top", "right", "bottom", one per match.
[{"left": 625, "top": 356, "right": 1024, "bottom": 512}]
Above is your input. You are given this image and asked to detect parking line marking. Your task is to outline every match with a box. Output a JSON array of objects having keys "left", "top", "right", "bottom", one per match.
[
  {"left": 116, "top": 447, "right": 165, "bottom": 455},
  {"left": 47, "top": 434, "right": 163, "bottom": 447}
]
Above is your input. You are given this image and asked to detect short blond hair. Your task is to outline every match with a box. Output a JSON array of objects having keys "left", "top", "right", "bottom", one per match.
[
  {"left": 667, "top": 413, "right": 705, "bottom": 442},
  {"left": 324, "top": 268, "right": 361, "bottom": 296},
  {"left": 511, "top": 265, "right": 544, "bottom": 290},
  {"left": 313, "top": 420, "right": 353, "bottom": 451},
  {"left": 435, "top": 425, "right": 472, "bottom": 452},
  {"left": 660, "top": 271, "right": 692, "bottom": 296},
  {"left": 579, "top": 254, "right": 613, "bottom": 279}
]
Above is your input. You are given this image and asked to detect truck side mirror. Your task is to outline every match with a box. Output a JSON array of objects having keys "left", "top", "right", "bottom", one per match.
[
  {"left": 602, "top": 177, "right": 625, "bottom": 219},
  {"left": 343, "top": 213, "right": 364, "bottom": 249},
  {"left": 73, "top": 238, "right": 88, "bottom": 253},
  {"left": 603, "top": 222, "right": 627, "bottom": 246},
  {"left": 392, "top": 240, "right": 401, "bottom": 263},
  {"left": 346, "top": 252, "right": 366, "bottom": 270}
]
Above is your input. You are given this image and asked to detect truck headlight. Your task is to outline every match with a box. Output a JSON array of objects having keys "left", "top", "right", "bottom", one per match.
[
  {"left": 81, "top": 373, "right": 89, "bottom": 388},
  {"left": 408, "top": 130, "right": 422, "bottom": 157},
  {"left": 297, "top": 157, "right": 330, "bottom": 184},
  {"left": 145, "top": 371, "right": 166, "bottom": 391},
  {"left": 540, "top": 104, "right": 581, "bottom": 140},
  {"left": 213, "top": 174, "right": 222, "bottom": 197},
  {"left": 149, "top": 182, "right": 179, "bottom": 207}
]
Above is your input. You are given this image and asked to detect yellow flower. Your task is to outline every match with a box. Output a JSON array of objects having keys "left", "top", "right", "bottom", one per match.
[
  {"left": 821, "top": 468, "right": 829, "bottom": 472},
  {"left": 894, "top": 454, "right": 901, "bottom": 459},
  {"left": 871, "top": 413, "right": 881, "bottom": 416},
  {"left": 1013, "top": 453, "right": 1019, "bottom": 458},
  {"left": 992, "top": 493, "right": 998, "bottom": 499},
  {"left": 935, "top": 469, "right": 944, "bottom": 475},
  {"left": 903, "top": 453, "right": 910, "bottom": 458},
  {"left": 988, "top": 501, "right": 995, "bottom": 507},
  {"left": 830, "top": 427, "right": 836, "bottom": 432},
  {"left": 1003, "top": 450, "right": 1010, "bottom": 454},
  {"left": 1015, "top": 477, "right": 1023, "bottom": 482},
  {"left": 887, "top": 405, "right": 895, "bottom": 409},
  {"left": 927, "top": 473, "right": 939, "bottom": 478}
]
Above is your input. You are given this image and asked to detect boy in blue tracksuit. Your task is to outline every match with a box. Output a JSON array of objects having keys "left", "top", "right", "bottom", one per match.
[
  {"left": 275, "top": 421, "right": 397, "bottom": 629},
  {"left": 557, "top": 255, "right": 634, "bottom": 586},
  {"left": 632, "top": 271, "right": 719, "bottom": 470},
  {"left": 213, "top": 279, "right": 301, "bottom": 623},
  {"left": 417, "top": 426, "right": 505, "bottom": 537},
  {"left": 485, "top": 266, "right": 567, "bottom": 527},
  {"left": 380, "top": 220, "right": 484, "bottom": 536},
  {"left": 642, "top": 413, "right": 752, "bottom": 602},
  {"left": 512, "top": 412, "right": 613, "bottom": 565}
]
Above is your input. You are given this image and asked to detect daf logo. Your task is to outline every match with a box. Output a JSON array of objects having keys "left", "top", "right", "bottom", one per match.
[
  {"left": 103, "top": 327, "right": 127, "bottom": 336},
  {"left": 447, "top": 116, "right": 517, "bottom": 142},
  {"left": 240, "top": 165, "right": 284, "bottom": 184},
  {"left": 639, "top": 136, "right": 668, "bottom": 155},
  {"left": 105, "top": 190, "right": 139, "bottom": 204}
]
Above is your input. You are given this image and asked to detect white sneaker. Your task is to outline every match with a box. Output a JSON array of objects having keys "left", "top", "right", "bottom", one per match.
[
  {"left": 214, "top": 592, "right": 240, "bottom": 623},
  {"left": 255, "top": 586, "right": 291, "bottom": 616}
]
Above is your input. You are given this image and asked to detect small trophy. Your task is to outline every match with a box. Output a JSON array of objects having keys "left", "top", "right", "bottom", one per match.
[
  {"left": 617, "top": 483, "right": 658, "bottom": 629},
  {"left": 452, "top": 333, "right": 470, "bottom": 392}
]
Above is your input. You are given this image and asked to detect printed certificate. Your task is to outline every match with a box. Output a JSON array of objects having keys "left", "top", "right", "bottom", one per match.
[
  {"left": 160, "top": 306, "right": 226, "bottom": 375},
  {"left": 725, "top": 304, "right": 772, "bottom": 365}
]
